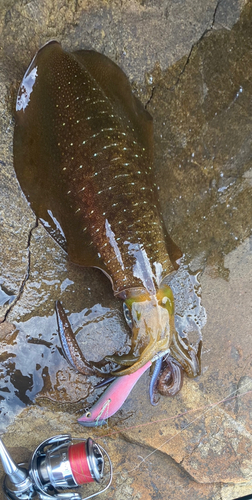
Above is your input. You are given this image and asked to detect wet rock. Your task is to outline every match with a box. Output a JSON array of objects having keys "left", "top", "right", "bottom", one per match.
[
  {"left": 0, "top": 1, "right": 251, "bottom": 500},
  {"left": 0, "top": 321, "right": 15, "bottom": 339},
  {"left": 150, "top": 1, "right": 252, "bottom": 275}
]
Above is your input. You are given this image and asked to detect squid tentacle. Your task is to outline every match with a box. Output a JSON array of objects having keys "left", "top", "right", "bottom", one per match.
[
  {"left": 55, "top": 301, "right": 110, "bottom": 377},
  {"left": 169, "top": 330, "right": 202, "bottom": 378},
  {"left": 157, "top": 357, "right": 183, "bottom": 397}
]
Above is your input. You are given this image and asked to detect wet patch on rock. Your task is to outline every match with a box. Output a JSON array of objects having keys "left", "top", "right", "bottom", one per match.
[{"left": 0, "top": 1, "right": 251, "bottom": 499}]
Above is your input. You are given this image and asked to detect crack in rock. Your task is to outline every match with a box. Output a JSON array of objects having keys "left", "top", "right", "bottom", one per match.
[
  {"left": 170, "top": 0, "right": 221, "bottom": 91},
  {"left": 144, "top": 0, "right": 222, "bottom": 107},
  {"left": 120, "top": 430, "right": 201, "bottom": 483},
  {"left": 180, "top": 437, "right": 204, "bottom": 467},
  {"left": 145, "top": 85, "right": 155, "bottom": 109},
  {"left": 2, "top": 218, "right": 38, "bottom": 322}
]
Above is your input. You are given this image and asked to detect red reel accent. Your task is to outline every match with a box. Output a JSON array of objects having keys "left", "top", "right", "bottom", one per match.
[{"left": 68, "top": 442, "right": 94, "bottom": 484}]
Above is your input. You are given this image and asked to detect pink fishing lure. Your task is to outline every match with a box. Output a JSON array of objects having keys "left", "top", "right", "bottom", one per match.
[{"left": 78, "top": 361, "right": 152, "bottom": 426}]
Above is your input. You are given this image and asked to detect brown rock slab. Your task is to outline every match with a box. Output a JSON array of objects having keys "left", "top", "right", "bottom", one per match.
[{"left": 0, "top": 1, "right": 251, "bottom": 500}]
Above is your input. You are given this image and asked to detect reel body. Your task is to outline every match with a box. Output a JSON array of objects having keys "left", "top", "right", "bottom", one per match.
[{"left": 0, "top": 434, "right": 112, "bottom": 500}]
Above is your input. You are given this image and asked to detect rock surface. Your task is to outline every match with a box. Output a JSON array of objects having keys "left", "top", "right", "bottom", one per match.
[{"left": 0, "top": 1, "right": 252, "bottom": 499}]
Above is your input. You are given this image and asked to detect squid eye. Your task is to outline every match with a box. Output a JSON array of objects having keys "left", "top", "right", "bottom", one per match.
[{"left": 123, "top": 302, "right": 133, "bottom": 329}]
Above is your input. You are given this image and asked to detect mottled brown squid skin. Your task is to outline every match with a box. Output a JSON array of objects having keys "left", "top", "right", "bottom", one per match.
[
  {"left": 13, "top": 41, "right": 200, "bottom": 378},
  {"left": 14, "top": 41, "right": 179, "bottom": 292}
]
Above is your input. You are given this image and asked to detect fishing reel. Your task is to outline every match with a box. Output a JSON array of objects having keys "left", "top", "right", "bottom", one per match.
[{"left": 0, "top": 434, "right": 112, "bottom": 500}]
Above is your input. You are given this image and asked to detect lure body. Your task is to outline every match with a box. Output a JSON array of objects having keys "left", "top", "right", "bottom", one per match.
[
  {"left": 14, "top": 41, "right": 201, "bottom": 381},
  {"left": 78, "top": 360, "right": 152, "bottom": 426},
  {"left": 149, "top": 357, "right": 163, "bottom": 406}
]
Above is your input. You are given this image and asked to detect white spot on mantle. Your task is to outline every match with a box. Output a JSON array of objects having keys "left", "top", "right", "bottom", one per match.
[{"left": 105, "top": 219, "right": 124, "bottom": 270}]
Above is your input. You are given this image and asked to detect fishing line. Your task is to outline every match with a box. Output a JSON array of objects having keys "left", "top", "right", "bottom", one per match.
[
  {"left": 98, "top": 386, "right": 252, "bottom": 440},
  {"left": 91, "top": 381, "right": 252, "bottom": 481}
]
